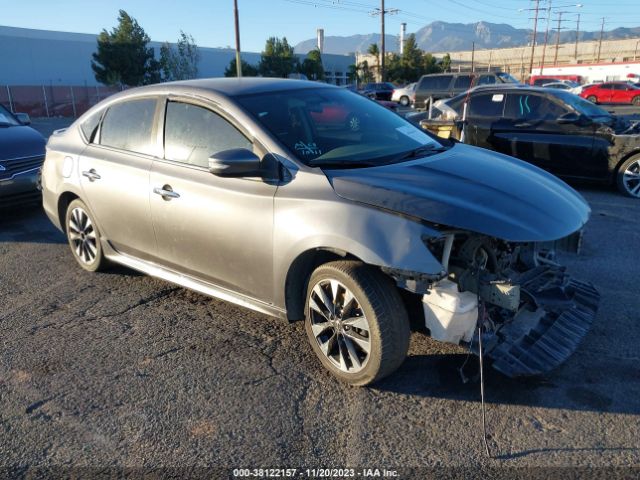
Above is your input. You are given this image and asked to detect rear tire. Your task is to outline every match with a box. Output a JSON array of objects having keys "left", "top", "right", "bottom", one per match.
[
  {"left": 633, "top": 96, "right": 640, "bottom": 107},
  {"left": 65, "top": 199, "right": 109, "bottom": 272},
  {"left": 304, "top": 261, "right": 410, "bottom": 386},
  {"left": 616, "top": 154, "right": 640, "bottom": 198},
  {"left": 399, "top": 96, "right": 410, "bottom": 107},
  {"left": 587, "top": 95, "right": 598, "bottom": 103}
]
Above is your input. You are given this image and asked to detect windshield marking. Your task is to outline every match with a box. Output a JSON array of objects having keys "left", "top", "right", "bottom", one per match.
[{"left": 295, "top": 141, "right": 321, "bottom": 156}]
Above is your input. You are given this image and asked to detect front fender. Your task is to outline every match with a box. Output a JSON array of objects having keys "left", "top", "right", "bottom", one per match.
[{"left": 272, "top": 180, "right": 444, "bottom": 310}]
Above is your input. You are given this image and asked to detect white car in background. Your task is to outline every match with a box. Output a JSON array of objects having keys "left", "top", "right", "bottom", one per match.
[{"left": 391, "top": 82, "right": 416, "bottom": 106}]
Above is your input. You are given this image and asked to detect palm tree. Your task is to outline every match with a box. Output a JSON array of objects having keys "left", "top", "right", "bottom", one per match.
[{"left": 367, "top": 43, "right": 380, "bottom": 80}]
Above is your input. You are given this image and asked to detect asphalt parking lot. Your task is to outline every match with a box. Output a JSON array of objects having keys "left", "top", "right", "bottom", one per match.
[{"left": 1, "top": 115, "right": 640, "bottom": 477}]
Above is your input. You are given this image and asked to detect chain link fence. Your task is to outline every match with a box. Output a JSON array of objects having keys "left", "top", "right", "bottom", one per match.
[{"left": 0, "top": 85, "right": 122, "bottom": 118}]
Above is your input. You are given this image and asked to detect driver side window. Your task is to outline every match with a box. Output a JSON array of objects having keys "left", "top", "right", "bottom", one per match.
[{"left": 164, "top": 101, "right": 252, "bottom": 168}]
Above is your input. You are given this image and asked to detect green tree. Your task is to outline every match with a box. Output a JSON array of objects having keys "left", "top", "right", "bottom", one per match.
[
  {"left": 440, "top": 53, "right": 452, "bottom": 72},
  {"left": 399, "top": 34, "right": 424, "bottom": 82},
  {"left": 224, "top": 58, "right": 259, "bottom": 77},
  {"left": 259, "top": 37, "right": 298, "bottom": 78},
  {"left": 347, "top": 63, "right": 359, "bottom": 84},
  {"left": 367, "top": 43, "right": 380, "bottom": 78},
  {"left": 422, "top": 53, "right": 442, "bottom": 75},
  {"left": 385, "top": 53, "right": 403, "bottom": 83},
  {"left": 358, "top": 60, "right": 374, "bottom": 84},
  {"left": 91, "top": 10, "right": 159, "bottom": 87},
  {"left": 299, "top": 49, "right": 324, "bottom": 81},
  {"left": 159, "top": 31, "right": 200, "bottom": 81}
]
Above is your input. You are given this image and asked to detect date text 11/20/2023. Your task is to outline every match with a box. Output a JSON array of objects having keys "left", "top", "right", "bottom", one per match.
[{"left": 232, "top": 468, "right": 399, "bottom": 477}]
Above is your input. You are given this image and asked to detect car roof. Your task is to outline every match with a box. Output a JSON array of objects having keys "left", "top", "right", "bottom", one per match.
[{"left": 105, "top": 77, "right": 336, "bottom": 101}]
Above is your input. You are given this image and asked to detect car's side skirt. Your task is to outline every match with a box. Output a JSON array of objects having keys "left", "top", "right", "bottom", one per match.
[{"left": 102, "top": 241, "right": 288, "bottom": 320}]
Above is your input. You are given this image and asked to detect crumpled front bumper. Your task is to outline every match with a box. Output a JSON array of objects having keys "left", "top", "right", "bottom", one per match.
[{"left": 473, "top": 265, "right": 600, "bottom": 378}]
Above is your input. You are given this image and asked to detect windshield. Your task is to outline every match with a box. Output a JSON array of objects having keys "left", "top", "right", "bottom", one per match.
[
  {"left": 497, "top": 72, "right": 519, "bottom": 84},
  {"left": 551, "top": 90, "right": 612, "bottom": 118},
  {"left": 0, "top": 104, "right": 20, "bottom": 127},
  {"left": 236, "top": 87, "right": 443, "bottom": 167}
]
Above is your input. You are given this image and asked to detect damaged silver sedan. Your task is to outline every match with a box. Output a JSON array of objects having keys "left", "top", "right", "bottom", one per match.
[{"left": 41, "top": 78, "right": 599, "bottom": 386}]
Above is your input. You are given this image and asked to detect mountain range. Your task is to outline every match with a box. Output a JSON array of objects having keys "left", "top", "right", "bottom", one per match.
[{"left": 294, "top": 21, "right": 640, "bottom": 55}]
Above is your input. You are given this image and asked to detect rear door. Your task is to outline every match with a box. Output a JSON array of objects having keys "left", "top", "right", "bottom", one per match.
[
  {"left": 78, "top": 97, "right": 160, "bottom": 260},
  {"left": 149, "top": 98, "right": 277, "bottom": 301}
]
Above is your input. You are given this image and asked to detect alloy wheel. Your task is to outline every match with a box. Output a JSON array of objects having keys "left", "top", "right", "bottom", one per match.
[
  {"left": 622, "top": 158, "right": 640, "bottom": 197},
  {"left": 307, "top": 279, "right": 371, "bottom": 373},
  {"left": 68, "top": 207, "right": 98, "bottom": 264}
]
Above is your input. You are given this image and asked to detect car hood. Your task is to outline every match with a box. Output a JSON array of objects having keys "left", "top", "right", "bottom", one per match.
[
  {"left": 0, "top": 125, "right": 46, "bottom": 160},
  {"left": 325, "top": 143, "right": 590, "bottom": 242}
]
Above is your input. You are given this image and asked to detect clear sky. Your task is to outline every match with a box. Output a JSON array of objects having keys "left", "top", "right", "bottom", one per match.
[{"left": 1, "top": 0, "right": 638, "bottom": 52}]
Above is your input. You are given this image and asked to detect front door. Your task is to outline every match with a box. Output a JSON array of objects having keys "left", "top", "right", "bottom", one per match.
[{"left": 149, "top": 99, "right": 277, "bottom": 302}]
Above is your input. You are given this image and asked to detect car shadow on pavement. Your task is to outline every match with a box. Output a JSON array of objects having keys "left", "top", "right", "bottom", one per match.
[
  {"left": 0, "top": 204, "right": 66, "bottom": 245},
  {"left": 375, "top": 350, "right": 640, "bottom": 416}
]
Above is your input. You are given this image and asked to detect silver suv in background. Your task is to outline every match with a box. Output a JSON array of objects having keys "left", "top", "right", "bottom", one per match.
[
  {"left": 413, "top": 71, "right": 519, "bottom": 108},
  {"left": 42, "top": 78, "right": 598, "bottom": 386}
]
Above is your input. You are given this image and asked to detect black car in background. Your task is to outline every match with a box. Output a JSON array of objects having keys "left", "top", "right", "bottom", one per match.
[
  {"left": 360, "top": 82, "right": 395, "bottom": 101},
  {"left": 426, "top": 85, "right": 640, "bottom": 197},
  {"left": 413, "top": 71, "right": 519, "bottom": 108},
  {"left": 0, "top": 104, "right": 46, "bottom": 207}
]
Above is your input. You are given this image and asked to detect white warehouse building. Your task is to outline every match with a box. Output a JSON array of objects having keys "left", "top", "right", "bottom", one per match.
[{"left": 0, "top": 25, "right": 355, "bottom": 87}]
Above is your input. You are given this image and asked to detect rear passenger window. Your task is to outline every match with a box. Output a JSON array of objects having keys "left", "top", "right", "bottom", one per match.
[
  {"left": 100, "top": 99, "right": 157, "bottom": 155},
  {"left": 164, "top": 102, "right": 252, "bottom": 168},
  {"left": 504, "top": 94, "right": 567, "bottom": 120},
  {"left": 468, "top": 93, "right": 505, "bottom": 117},
  {"left": 419, "top": 75, "right": 452, "bottom": 91},
  {"left": 80, "top": 109, "right": 102, "bottom": 143},
  {"left": 453, "top": 75, "right": 473, "bottom": 90}
]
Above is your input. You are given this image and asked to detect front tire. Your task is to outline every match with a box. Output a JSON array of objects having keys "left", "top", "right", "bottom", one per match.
[
  {"left": 616, "top": 154, "right": 640, "bottom": 198},
  {"left": 65, "top": 199, "right": 108, "bottom": 272},
  {"left": 304, "top": 261, "right": 410, "bottom": 386},
  {"left": 633, "top": 96, "right": 640, "bottom": 107},
  {"left": 587, "top": 95, "right": 598, "bottom": 103}
]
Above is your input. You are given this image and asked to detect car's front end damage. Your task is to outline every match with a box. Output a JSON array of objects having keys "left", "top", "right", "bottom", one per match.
[
  {"left": 389, "top": 232, "right": 599, "bottom": 377},
  {"left": 325, "top": 143, "right": 600, "bottom": 378}
]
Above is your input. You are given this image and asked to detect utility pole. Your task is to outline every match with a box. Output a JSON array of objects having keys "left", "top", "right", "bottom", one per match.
[
  {"left": 596, "top": 17, "right": 605, "bottom": 63},
  {"left": 540, "top": 2, "right": 552, "bottom": 74},
  {"left": 233, "top": 0, "right": 242, "bottom": 77},
  {"left": 574, "top": 13, "right": 580, "bottom": 60},
  {"left": 553, "top": 11, "right": 567, "bottom": 65},
  {"left": 528, "top": 0, "right": 541, "bottom": 78},
  {"left": 369, "top": 1, "right": 399, "bottom": 82},
  {"left": 381, "top": 0, "right": 385, "bottom": 81},
  {"left": 471, "top": 42, "right": 475, "bottom": 72}
]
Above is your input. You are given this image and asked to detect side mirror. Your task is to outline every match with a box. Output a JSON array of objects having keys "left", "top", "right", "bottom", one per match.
[
  {"left": 208, "top": 148, "right": 263, "bottom": 177},
  {"left": 556, "top": 112, "right": 580, "bottom": 124},
  {"left": 15, "top": 112, "right": 31, "bottom": 125}
]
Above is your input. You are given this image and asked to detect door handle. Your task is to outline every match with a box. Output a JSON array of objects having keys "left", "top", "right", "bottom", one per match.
[
  {"left": 81, "top": 169, "right": 101, "bottom": 181},
  {"left": 153, "top": 186, "right": 180, "bottom": 200},
  {"left": 514, "top": 122, "right": 533, "bottom": 128}
]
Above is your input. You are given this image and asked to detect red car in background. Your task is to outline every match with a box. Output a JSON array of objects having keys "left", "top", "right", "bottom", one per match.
[{"left": 580, "top": 82, "right": 640, "bottom": 105}]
